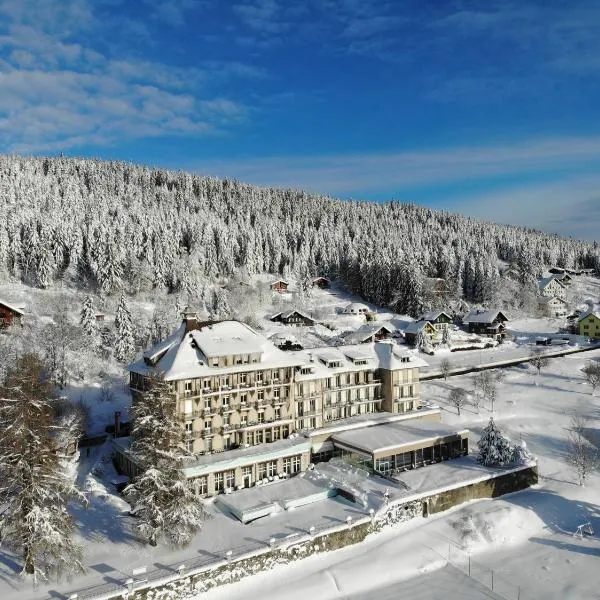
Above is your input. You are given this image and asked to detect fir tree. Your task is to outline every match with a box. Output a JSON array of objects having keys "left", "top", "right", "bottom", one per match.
[
  {"left": 79, "top": 294, "right": 100, "bottom": 345},
  {"left": 477, "top": 417, "right": 513, "bottom": 467},
  {"left": 124, "top": 375, "right": 204, "bottom": 546},
  {"left": 114, "top": 293, "right": 135, "bottom": 363},
  {"left": 0, "top": 355, "right": 86, "bottom": 581}
]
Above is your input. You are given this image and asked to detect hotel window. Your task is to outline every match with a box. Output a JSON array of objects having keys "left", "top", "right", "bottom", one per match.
[
  {"left": 211, "top": 358, "right": 219, "bottom": 367},
  {"left": 214, "top": 472, "right": 224, "bottom": 492},
  {"left": 220, "top": 376, "right": 230, "bottom": 388},
  {"left": 185, "top": 421, "right": 193, "bottom": 432},
  {"left": 273, "top": 387, "right": 280, "bottom": 399},
  {"left": 284, "top": 455, "right": 301, "bottom": 474},
  {"left": 240, "top": 393, "right": 247, "bottom": 405},
  {"left": 258, "top": 390, "right": 264, "bottom": 401},
  {"left": 186, "top": 440, "right": 194, "bottom": 453},
  {"left": 196, "top": 477, "right": 207, "bottom": 496},
  {"left": 225, "top": 470, "right": 235, "bottom": 489},
  {"left": 236, "top": 355, "right": 243, "bottom": 365},
  {"left": 205, "top": 437, "right": 212, "bottom": 452},
  {"left": 258, "top": 409, "right": 265, "bottom": 423},
  {"left": 256, "top": 370, "right": 263, "bottom": 382},
  {"left": 184, "top": 380, "right": 192, "bottom": 395},
  {"left": 223, "top": 413, "right": 230, "bottom": 426},
  {"left": 273, "top": 370, "right": 280, "bottom": 381},
  {"left": 273, "top": 428, "right": 280, "bottom": 441},
  {"left": 258, "top": 463, "right": 267, "bottom": 479},
  {"left": 240, "top": 415, "right": 247, "bottom": 427},
  {"left": 309, "top": 399, "right": 316, "bottom": 412},
  {"left": 204, "top": 420, "right": 212, "bottom": 434},
  {"left": 240, "top": 373, "right": 247, "bottom": 384},
  {"left": 222, "top": 395, "right": 230, "bottom": 408},
  {"left": 274, "top": 407, "right": 281, "bottom": 420},
  {"left": 204, "top": 399, "right": 211, "bottom": 411},
  {"left": 267, "top": 461, "right": 277, "bottom": 477}
]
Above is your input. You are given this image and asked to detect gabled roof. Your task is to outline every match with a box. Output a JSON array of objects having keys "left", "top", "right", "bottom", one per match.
[
  {"left": 343, "top": 322, "right": 396, "bottom": 343},
  {"left": 420, "top": 310, "right": 451, "bottom": 322},
  {"left": 0, "top": 299, "right": 25, "bottom": 315},
  {"left": 403, "top": 320, "right": 435, "bottom": 334},
  {"left": 578, "top": 310, "right": 600, "bottom": 322},
  {"left": 270, "top": 279, "right": 289, "bottom": 286},
  {"left": 463, "top": 309, "right": 509, "bottom": 324},
  {"left": 270, "top": 308, "right": 315, "bottom": 322},
  {"left": 343, "top": 302, "right": 370, "bottom": 313},
  {"left": 539, "top": 276, "right": 565, "bottom": 291}
]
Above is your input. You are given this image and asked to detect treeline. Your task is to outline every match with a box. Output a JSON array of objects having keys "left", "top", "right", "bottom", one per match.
[{"left": 1, "top": 156, "right": 598, "bottom": 315}]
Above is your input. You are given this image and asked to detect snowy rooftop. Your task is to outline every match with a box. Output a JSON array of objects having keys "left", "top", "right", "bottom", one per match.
[
  {"left": 463, "top": 309, "right": 508, "bottom": 324},
  {"left": 332, "top": 420, "right": 469, "bottom": 456},
  {"left": 271, "top": 308, "right": 314, "bottom": 321},
  {"left": 539, "top": 276, "right": 565, "bottom": 290},
  {"left": 420, "top": 310, "right": 451, "bottom": 322},
  {"left": 404, "top": 320, "right": 432, "bottom": 334},
  {"left": 578, "top": 310, "right": 600, "bottom": 322},
  {"left": 0, "top": 299, "right": 24, "bottom": 315},
  {"left": 343, "top": 322, "right": 395, "bottom": 344},
  {"left": 131, "top": 320, "right": 305, "bottom": 380}
]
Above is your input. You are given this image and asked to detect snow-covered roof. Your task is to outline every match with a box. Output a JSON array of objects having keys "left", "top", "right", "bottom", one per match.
[
  {"left": 0, "top": 299, "right": 25, "bottom": 315},
  {"left": 343, "top": 302, "right": 370, "bottom": 314},
  {"left": 131, "top": 320, "right": 305, "bottom": 381},
  {"left": 537, "top": 296, "right": 567, "bottom": 305},
  {"left": 290, "top": 342, "right": 428, "bottom": 382},
  {"left": 463, "top": 309, "right": 509, "bottom": 324},
  {"left": 420, "top": 310, "right": 451, "bottom": 322},
  {"left": 578, "top": 310, "right": 600, "bottom": 322},
  {"left": 271, "top": 308, "right": 314, "bottom": 321},
  {"left": 343, "top": 322, "right": 395, "bottom": 344},
  {"left": 539, "top": 276, "right": 565, "bottom": 291},
  {"left": 332, "top": 421, "right": 469, "bottom": 456},
  {"left": 403, "top": 320, "right": 432, "bottom": 334},
  {"left": 270, "top": 279, "right": 289, "bottom": 286},
  {"left": 269, "top": 332, "right": 300, "bottom": 345}
]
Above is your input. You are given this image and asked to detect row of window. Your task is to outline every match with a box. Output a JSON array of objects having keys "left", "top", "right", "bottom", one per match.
[{"left": 183, "top": 369, "right": 292, "bottom": 393}]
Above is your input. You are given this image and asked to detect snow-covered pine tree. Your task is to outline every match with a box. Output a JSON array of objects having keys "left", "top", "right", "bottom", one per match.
[
  {"left": 0, "top": 354, "right": 86, "bottom": 581},
  {"left": 124, "top": 375, "right": 204, "bottom": 546},
  {"left": 114, "top": 293, "right": 135, "bottom": 363},
  {"left": 80, "top": 294, "right": 100, "bottom": 345},
  {"left": 477, "top": 417, "right": 513, "bottom": 467}
]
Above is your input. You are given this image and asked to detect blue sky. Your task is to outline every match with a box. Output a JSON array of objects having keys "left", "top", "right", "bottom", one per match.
[{"left": 1, "top": 1, "right": 600, "bottom": 239}]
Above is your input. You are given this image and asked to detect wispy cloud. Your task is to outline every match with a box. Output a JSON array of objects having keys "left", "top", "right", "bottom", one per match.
[{"left": 0, "top": 0, "right": 257, "bottom": 152}]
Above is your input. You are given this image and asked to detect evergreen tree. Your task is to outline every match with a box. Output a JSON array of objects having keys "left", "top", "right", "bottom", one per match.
[
  {"left": 114, "top": 293, "right": 135, "bottom": 363},
  {"left": 0, "top": 355, "right": 86, "bottom": 580},
  {"left": 477, "top": 417, "right": 513, "bottom": 467},
  {"left": 124, "top": 375, "right": 204, "bottom": 546},
  {"left": 79, "top": 294, "right": 100, "bottom": 345}
]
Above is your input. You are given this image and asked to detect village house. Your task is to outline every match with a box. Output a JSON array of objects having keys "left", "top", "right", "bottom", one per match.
[
  {"left": 578, "top": 311, "right": 600, "bottom": 340},
  {"left": 343, "top": 322, "right": 396, "bottom": 344},
  {"left": 343, "top": 302, "right": 370, "bottom": 316},
  {"left": 403, "top": 320, "right": 437, "bottom": 346},
  {"left": 269, "top": 279, "right": 289, "bottom": 293},
  {"left": 270, "top": 309, "right": 316, "bottom": 327},
  {"left": 423, "top": 277, "right": 450, "bottom": 296},
  {"left": 117, "top": 315, "right": 440, "bottom": 497},
  {"left": 419, "top": 310, "right": 452, "bottom": 332},
  {"left": 550, "top": 272, "right": 572, "bottom": 286},
  {"left": 537, "top": 296, "right": 568, "bottom": 318},
  {"left": 311, "top": 276, "right": 330, "bottom": 289},
  {"left": 0, "top": 299, "right": 24, "bottom": 328},
  {"left": 463, "top": 309, "right": 509, "bottom": 340},
  {"left": 538, "top": 276, "right": 566, "bottom": 300}
]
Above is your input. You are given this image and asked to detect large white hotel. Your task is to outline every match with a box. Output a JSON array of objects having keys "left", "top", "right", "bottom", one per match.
[{"left": 115, "top": 313, "right": 468, "bottom": 497}]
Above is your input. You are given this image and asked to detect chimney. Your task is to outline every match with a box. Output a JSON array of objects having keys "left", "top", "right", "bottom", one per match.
[{"left": 114, "top": 411, "right": 121, "bottom": 437}]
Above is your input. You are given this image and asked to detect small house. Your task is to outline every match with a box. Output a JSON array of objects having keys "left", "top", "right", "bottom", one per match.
[
  {"left": 537, "top": 296, "right": 568, "bottom": 318},
  {"left": 419, "top": 310, "right": 452, "bottom": 331},
  {"left": 270, "top": 309, "right": 316, "bottom": 327},
  {"left": 538, "top": 277, "right": 566, "bottom": 300},
  {"left": 463, "top": 309, "right": 509, "bottom": 340},
  {"left": 0, "top": 300, "right": 24, "bottom": 328},
  {"left": 312, "top": 277, "right": 330, "bottom": 289},
  {"left": 551, "top": 272, "right": 572, "bottom": 286},
  {"left": 270, "top": 279, "right": 289, "bottom": 293},
  {"left": 578, "top": 311, "right": 600, "bottom": 340},
  {"left": 343, "top": 302, "right": 370, "bottom": 316},
  {"left": 403, "top": 320, "right": 436, "bottom": 346},
  {"left": 95, "top": 312, "right": 106, "bottom": 322}
]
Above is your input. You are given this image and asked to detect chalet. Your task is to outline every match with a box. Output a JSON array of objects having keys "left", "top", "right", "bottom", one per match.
[
  {"left": 270, "top": 309, "right": 316, "bottom": 327},
  {"left": 548, "top": 267, "right": 565, "bottom": 275},
  {"left": 551, "top": 272, "right": 572, "bottom": 285},
  {"left": 312, "top": 277, "right": 330, "bottom": 289},
  {"left": 463, "top": 309, "right": 509, "bottom": 340},
  {"left": 538, "top": 276, "right": 566, "bottom": 301},
  {"left": 95, "top": 312, "right": 106, "bottom": 322},
  {"left": 0, "top": 300, "right": 24, "bottom": 328},
  {"left": 537, "top": 296, "right": 568, "bottom": 318},
  {"left": 270, "top": 279, "right": 289, "bottom": 293},
  {"left": 578, "top": 311, "right": 600, "bottom": 340},
  {"left": 419, "top": 310, "right": 452, "bottom": 331},
  {"left": 343, "top": 302, "right": 370, "bottom": 316},
  {"left": 423, "top": 278, "right": 450, "bottom": 296},
  {"left": 403, "top": 320, "right": 436, "bottom": 346},
  {"left": 344, "top": 323, "right": 396, "bottom": 344}
]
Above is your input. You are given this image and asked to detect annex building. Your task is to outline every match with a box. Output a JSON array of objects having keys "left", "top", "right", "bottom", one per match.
[{"left": 116, "top": 313, "right": 468, "bottom": 497}]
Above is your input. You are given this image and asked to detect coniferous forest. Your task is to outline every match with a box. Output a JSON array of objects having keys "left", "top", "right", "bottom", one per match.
[{"left": 1, "top": 155, "right": 598, "bottom": 315}]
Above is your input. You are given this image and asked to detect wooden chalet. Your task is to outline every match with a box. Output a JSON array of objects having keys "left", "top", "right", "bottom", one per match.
[
  {"left": 403, "top": 320, "right": 436, "bottom": 346},
  {"left": 463, "top": 309, "right": 509, "bottom": 340},
  {"left": 419, "top": 310, "right": 452, "bottom": 330},
  {"left": 270, "top": 309, "right": 316, "bottom": 327},
  {"left": 270, "top": 279, "right": 289, "bottom": 293},
  {"left": 312, "top": 276, "right": 330, "bottom": 289},
  {"left": 344, "top": 323, "right": 396, "bottom": 344},
  {"left": 0, "top": 300, "right": 24, "bottom": 328}
]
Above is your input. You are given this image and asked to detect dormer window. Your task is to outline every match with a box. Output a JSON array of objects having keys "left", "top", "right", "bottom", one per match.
[
  {"left": 327, "top": 360, "right": 342, "bottom": 369},
  {"left": 401, "top": 356, "right": 410, "bottom": 363}
]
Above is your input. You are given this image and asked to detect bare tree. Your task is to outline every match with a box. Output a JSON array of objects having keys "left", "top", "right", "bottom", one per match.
[
  {"left": 449, "top": 388, "right": 467, "bottom": 415},
  {"left": 473, "top": 371, "right": 497, "bottom": 412},
  {"left": 581, "top": 362, "right": 600, "bottom": 396},
  {"left": 565, "top": 411, "right": 599, "bottom": 486},
  {"left": 440, "top": 357, "right": 452, "bottom": 380},
  {"left": 529, "top": 347, "right": 550, "bottom": 383}
]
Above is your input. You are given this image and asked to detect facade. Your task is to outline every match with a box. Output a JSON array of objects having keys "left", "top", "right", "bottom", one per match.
[
  {"left": 538, "top": 296, "right": 568, "bottom": 318},
  {"left": 343, "top": 323, "right": 396, "bottom": 344},
  {"left": 270, "top": 309, "right": 316, "bottom": 327},
  {"left": 270, "top": 279, "right": 289, "bottom": 293},
  {"left": 0, "top": 300, "right": 24, "bottom": 328},
  {"left": 538, "top": 277, "right": 566, "bottom": 300},
  {"left": 463, "top": 309, "right": 509, "bottom": 340},
  {"left": 122, "top": 317, "right": 433, "bottom": 497},
  {"left": 419, "top": 310, "right": 452, "bottom": 332},
  {"left": 404, "top": 320, "right": 437, "bottom": 346},
  {"left": 579, "top": 312, "right": 600, "bottom": 339}
]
